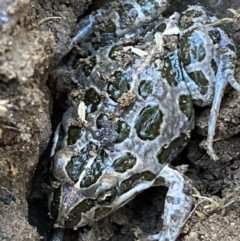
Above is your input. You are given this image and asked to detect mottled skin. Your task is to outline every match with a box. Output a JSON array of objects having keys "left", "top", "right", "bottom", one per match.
[
  {"left": 70, "top": 0, "right": 169, "bottom": 48},
  {"left": 179, "top": 5, "right": 239, "bottom": 160},
  {"left": 49, "top": 3, "right": 238, "bottom": 241}
]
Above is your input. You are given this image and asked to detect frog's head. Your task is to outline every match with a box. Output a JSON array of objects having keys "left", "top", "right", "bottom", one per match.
[{"left": 50, "top": 147, "right": 156, "bottom": 229}]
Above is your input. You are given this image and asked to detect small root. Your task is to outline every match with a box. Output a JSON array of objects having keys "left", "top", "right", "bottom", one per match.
[{"left": 37, "top": 17, "right": 64, "bottom": 26}]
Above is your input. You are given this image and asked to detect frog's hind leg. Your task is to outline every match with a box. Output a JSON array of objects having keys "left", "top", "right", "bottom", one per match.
[
  {"left": 206, "top": 28, "right": 240, "bottom": 161},
  {"left": 148, "top": 164, "right": 192, "bottom": 241},
  {"left": 206, "top": 67, "right": 228, "bottom": 161}
]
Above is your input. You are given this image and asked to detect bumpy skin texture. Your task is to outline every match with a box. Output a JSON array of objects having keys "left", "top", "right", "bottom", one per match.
[
  {"left": 51, "top": 31, "right": 194, "bottom": 241},
  {"left": 49, "top": 3, "right": 238, "bottom": 241}
]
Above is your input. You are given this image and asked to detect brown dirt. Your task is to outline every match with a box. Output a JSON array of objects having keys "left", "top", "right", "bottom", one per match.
[
  {"left": 0, "top": 0, "right": 91, "bottom": 240},
  {"left": 0, "top": 0, "right": 240, "bottom": 241}
]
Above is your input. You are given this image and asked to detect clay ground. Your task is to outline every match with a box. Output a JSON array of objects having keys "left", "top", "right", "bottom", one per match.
[{"left": 0, "top": 0, "right": 240, "bottom": 241}]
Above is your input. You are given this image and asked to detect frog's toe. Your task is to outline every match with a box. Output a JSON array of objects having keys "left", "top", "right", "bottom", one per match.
[
  {"left": 206, "top": 141, "right": 219, "bottom": 161},
  {"left": 228, "top": 75, "right": 240, "bottom": 92},
  {"left": 148, "top": 233, "right": 160, "bottom": 240}
]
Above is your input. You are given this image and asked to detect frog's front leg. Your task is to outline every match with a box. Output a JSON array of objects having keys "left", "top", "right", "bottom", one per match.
[{"left": 149, "top": 165, "right": 192, "bottom": 241}]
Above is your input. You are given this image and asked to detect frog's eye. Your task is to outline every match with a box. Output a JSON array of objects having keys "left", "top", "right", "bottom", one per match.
[{"left": 96, "top": 188, "right": 117, "bottom": 205}]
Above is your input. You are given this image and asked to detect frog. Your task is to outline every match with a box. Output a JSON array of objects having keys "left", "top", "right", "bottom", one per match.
[
  {"left": 49, "top": 4, "right": 239, "bottom": 241},
  {"left": 50, "top": 11, "right": 194, "bottom": 241}
]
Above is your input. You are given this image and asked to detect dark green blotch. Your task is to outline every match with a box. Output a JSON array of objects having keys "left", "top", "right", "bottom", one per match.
[
  {"left": 135, "top": 105, "right": 163, "bottom": 141},
  {"left": 112, "top": 152, "right": 136, "bottom": 173},
  {"left": 180, "top": 32, "right": 206, "bottom": 66},
  {"left": 161, "top": 51, "right": 186, "bottom": 87},
  {"left": 65, "top": 199, "right": 95, "bottom": 228},
  {"left": 104, "top": 21, "right": 116, "bottom": 35},
  {"left": 188, "top": 70, "right": 208, "bottom": 95},
  {"left": 227, "top": 44, "right": 236, "bottom": 53},
  {"left": 115, "top": 119, "right": 130, "bottom": 143},
  {"left": 208, "top": 30, "right": 220, "bottom": 44},
  {"left": 65, "top": 146, "right": 89, "bottom": 182},
  {"left": 178, "top": 95, "right": 193, "bottom": 119},
  {"left": 107, "top": 72, "right": 131, "bottom": 102},
  {"left": 96, "top": 113, "right": 108, "bottom": 128},
  {"left": 211, "top": 59, "right": 218, "bottom": 75},
  {"left": 96, "top": 113, "right": 105, "bottom": 124},
  {"left": 138, "top": 80, "right": 153, "bottom": 99},
  {"left": 80, "top": 150, "right": 110, "bottom": 188},
  {"left": 161, "top": 55, "right": 178, "bottom": 87},
  {"left": 67, "top": 126, "right": 83, "bottom": 146},
  {"left": 83, "top": 56, "right": 97, "bottom": 76},
  {"left": 50, "top": 186, "right": 61, "bottom": 221},
  {"left": 155, "top": 22, "right": 166, "bottom": 33},
  {"left": 92, "top": 42, "right": 106, "bottom": 50},
  {"left": 94, "top": 207, "right": 112, "bottom": 220},
  {"left": 157, "top": 134, "right": 188, "bottom": 164},
  {"left": 120, "top": 171, "right": 156, "bottom": 194},
  {"left": 84, "top": 87, "right": 101, "bottom": 113}
]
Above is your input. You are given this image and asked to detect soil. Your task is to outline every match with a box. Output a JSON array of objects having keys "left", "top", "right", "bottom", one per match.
[{"left": 0, "top": 0, "right": 240, "bottom": 241}]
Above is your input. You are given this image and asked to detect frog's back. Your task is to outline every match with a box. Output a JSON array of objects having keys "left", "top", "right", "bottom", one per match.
[{"left": 74, "top": 44, "right": 195, "bottom": 176}]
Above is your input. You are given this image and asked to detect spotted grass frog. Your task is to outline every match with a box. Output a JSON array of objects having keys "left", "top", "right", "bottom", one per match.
[{"left": 49, "top": 4, "right": 239, "bottom": 241}]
